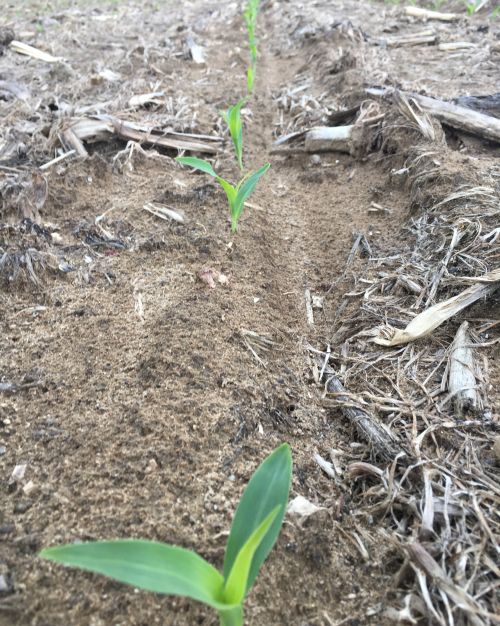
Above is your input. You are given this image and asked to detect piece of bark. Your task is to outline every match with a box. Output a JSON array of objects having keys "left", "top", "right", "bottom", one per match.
[
  {"left": 383, "top": 33, "right": 438, "bottom": 48},
  {"left": 367, "top": 87, "right": 500, "bottom": 143},
  {"left": 304, "top": 125, "right": 352, "bottom": 153},
  {"left": 453, "top": 93, "right": 500, "bottom": 119},
  {"left": 373, "top": 281, "right": 498, "bottom": 347},
  {"left": 438, "top": 41, "right": 477, "bottom": 51},
  {"left": 61, "top": 127, "right": 89, "bottom": 157},
  {"left": 405, "top": 6, "right": 459, "bottom": 22},
  {"left": 325, "top": 373, "right": 404, "bottom": 463},
  {"left": 186, "top": 36, "right": 205, "bottom": 64},
  {"left": 128, "top": 92, "right": 165, "bottom": 108},
  {"left": 61, "top": 116, "right": 221, "bottom": 154},
  {"left": 448, "top": 322, "right": 480, "bottom": 417},
  {"left": 10, "top": 40, "right": 62, "bottom": 63}
]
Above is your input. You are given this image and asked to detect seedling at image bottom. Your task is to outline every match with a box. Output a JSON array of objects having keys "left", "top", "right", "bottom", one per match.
[
  {"left": 176, "top": 156, "right": 270, "bottom": 232},
  {"left": 40, "top": 443, "right": 292, "bottom": 626}
]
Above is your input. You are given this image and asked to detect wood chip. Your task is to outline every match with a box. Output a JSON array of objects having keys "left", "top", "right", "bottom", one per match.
[
  {"left": 448, "top": 322, "right": 480, "bottom": 416},
  {"left": 143, "top": 202, "right": 185, "bottom": 223},
  {"left": 405, "top": 6, "right": 459, "bottom": 22},
  {"left": 373, "top": 277, "right": 499, "bottom": 347},
  {"left": 10, "top": 40, "right": 62, "bottom": 63}
]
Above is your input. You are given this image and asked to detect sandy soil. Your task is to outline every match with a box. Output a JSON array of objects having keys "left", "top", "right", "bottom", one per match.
[{"left": 1, "top": 1, "right": 499, "bottom": 625}]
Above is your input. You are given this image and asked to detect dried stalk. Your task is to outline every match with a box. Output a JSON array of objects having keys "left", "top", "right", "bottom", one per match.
[
  {"left": 367, "top": 87, "right": 500, "bottom": 144},
  {"left": 325, "top": 373, "right": 405, "bottom": 463},
  {"left": 448, "top": 322, "right": 480, "bottom": 417}
]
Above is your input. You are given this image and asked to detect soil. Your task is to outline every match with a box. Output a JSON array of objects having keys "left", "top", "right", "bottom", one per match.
[{"left": 0, "top": 1, "right": 499, "bottom": 626}]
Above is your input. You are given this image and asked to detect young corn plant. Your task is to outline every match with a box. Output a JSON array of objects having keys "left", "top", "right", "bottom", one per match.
[
  {"left": 247, "top": 64, "right": 255, "bottom": 94},
  {"left": 244, "top": 0, "right": 260, "bottom": 93},
  {"left": 40, "top": 444, "right": 292, "bottom": 626},
  {"left": 176, "top": 156, "right": 270, "bottom": 232},
  {"left": 223, "top": 100, "right": 245, "bottom": 170}
]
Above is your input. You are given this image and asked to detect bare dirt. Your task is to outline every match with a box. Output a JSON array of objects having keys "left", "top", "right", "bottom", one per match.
[{"left": 1, "top": 1, "right": 499, "bottom": 626}]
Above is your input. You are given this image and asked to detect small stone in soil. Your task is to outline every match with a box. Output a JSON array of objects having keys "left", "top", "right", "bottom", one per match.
[
  {"left": 10, "top": 463, "right": 27, "bottom": 482},
  {"left": 0, "top": 574, "right": 10, "bottom": 593},
  {"left": 14, "top": 500, "right": 33, "bottom": 514},
  {"left": 22, "top": 480, "right": 37, "bottom": 496}
]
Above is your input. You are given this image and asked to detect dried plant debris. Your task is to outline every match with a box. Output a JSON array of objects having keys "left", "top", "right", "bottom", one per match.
[
  {"left": 312, "top": 101, "right": 500, "bottom": 625},
  {"left": 0, "top": 221, "right": 72, "bottom": 287},
  {"left": 273, "top": 102, "right": 383, "bottom": 157},
  {"left": 368, "top": 87, "right": 500, "bottom": 144},
  {"left": 60, "top": 116, "right": 222, "bottom": 157}
]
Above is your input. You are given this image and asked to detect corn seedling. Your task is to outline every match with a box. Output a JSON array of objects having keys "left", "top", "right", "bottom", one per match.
[
  {"left": 176, "top": 156, "right": 270, "bottom": 232},
  {"left": 247, "top": 65, "right": 255, "bottom": 94},
  {"left": 244, "top": 0, "right": 260, "bottom": 93},
  {"left": 223, "top": 100, "right": 245, "bottom": 170},
  {"left": 40, "top": 444, "right": 292, "bottom": 626},
  {"left": 464, "top": 1, "right": 477, "bottom": 14}
]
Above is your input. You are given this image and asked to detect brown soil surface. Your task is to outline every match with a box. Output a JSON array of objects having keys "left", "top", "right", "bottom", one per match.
[{"left": 1, "top": 2, "right": 498, "bottom": 626}]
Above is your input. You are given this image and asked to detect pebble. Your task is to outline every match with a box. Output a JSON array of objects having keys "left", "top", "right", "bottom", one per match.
[
  {"left": 310, "top": 154, "right": 321, "bottom": 166},
  {"left": 22, "top": 481, "right": 37, "bottom": 496},
  {"left": 0, "top": 574, "right": 9, "bottom": 593},
  {"left": 145, "top": 458, "right": 158, "bottom": 474},
  {"left": 14, "top": 500, "right": 33, "bottom": 514},
  {"left": 0, "top": 446, "right": 6, "bottom": 456},
  {"left": 11, "top": 464, "right": 27, "bottom": 482}
]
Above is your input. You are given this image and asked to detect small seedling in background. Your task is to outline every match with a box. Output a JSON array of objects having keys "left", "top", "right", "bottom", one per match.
[
  {"left": 223, "top": 100, "right": 245, "bottom": 170},
  {"left": 40, "top": 444, "right": 292, "bottom": 626},
  {"left": 464, "top": 1, "right": 476, "bottom": 15},
  {"left": 176, "top": 156, "right": 270, "bottom": 232},
  {"left": 247, "top": 65, "right": 255, "bottom": 94},
  {"left": 244, "top": 0, "right": 260, "bottom": 93}
]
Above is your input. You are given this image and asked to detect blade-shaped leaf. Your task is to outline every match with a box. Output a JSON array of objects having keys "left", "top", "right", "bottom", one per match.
[
  {"left": 216, "top": 177, "right": 237, "bottom": 210},
  {"left": 40, "top": 540, "right": 228, "bottom": 610},
  {"left": 247, "top": 65, "right": 255, "bottom": 94},
  {"left": 223, "top": 443, "right": 292, "bottom": 592},
  {"left": 235, "top": 163, "right": 270, "bottom": 209},
  {"left": 231, "top": 163, "right": 270, "bottom": 231},
  {"left": 223, "top": 506, "right": 280, "bottom": 605},
  {"left": 176, "top": 156, "right": 217, "bottom": 178},
  {"left": 249, "top": 43, "right": 257, "bottom": 65},
  {"left": 223, "top": 100, "right": 245, "bottom": 170}
]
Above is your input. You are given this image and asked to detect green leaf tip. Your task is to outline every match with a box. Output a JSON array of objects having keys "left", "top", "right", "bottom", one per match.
[
  {"left": 176, "top": 156, "right": 217, "bottom": 178},
  {"left": 223, "top": 506, "right": 281, "bottom": 604},
  {"left": 223, "top": 100, "right": 246, "bottom": 170},
  {"left": 223, "top": 443, "right": 292, "bottom": 592},
  {"left": 231, "top": 162, "right": 270, "bottom": 232}
]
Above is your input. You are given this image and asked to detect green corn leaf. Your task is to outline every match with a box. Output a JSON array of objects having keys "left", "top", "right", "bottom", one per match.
[
  {"left": 231, "top": 163, "right": 270, "bottom": 231},
  {"left": 223, "top": 506, "right": 280, "bottom": 605},
  {"left": 249, "top": 42, "right": 257, "bottom": 65},
  {"left": 236, "top": 163, "right": 270, "bottom": 207},
  {"left": 247, "top": 65, "right": 255, "bottom": 94},
  {"left": 223, "top": 100, "right": 245, "bottom": 170},
  {"left": 219, "top": 605, "right": 244, "bottom": 626},
  {"left": 176, "top": 156, "right": 217, "bottom": 178},
  {"left": 244, "top": 11, "right": 254, "bottom": 32},
  {"left": 40, "top": 540, "right": 228, "bottom": 610},
  {"left": 223, "top": 443, "right": 292, "bottom": 592},
  {"left": 216, "top": 176, "right": 237, "bottom": 210}
]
